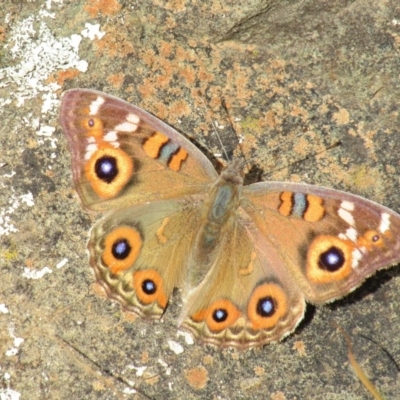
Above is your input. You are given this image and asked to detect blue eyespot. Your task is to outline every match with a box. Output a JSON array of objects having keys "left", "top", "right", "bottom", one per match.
[
  {"left": 318, "top": 246, "right": 345, "bottom": 272},
  {"left": 257, "top": 296, "right": 275, "bottom": 317},
  {"left": 95, "top": 156, "right": 118, "bottom": 183},
  {"left": 142, "top": 279, "right": 157, "bottom": 295},
  {"left": 112, "top": 238, "right": 131, "bottom": 260},
  {"left": 212, "top": 308, "right": 228, "bottom": 323}
]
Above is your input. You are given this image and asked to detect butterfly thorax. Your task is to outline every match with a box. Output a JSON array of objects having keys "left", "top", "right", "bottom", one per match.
[{"left": 188, "top": 162, "right": 244, "bottom": 287}]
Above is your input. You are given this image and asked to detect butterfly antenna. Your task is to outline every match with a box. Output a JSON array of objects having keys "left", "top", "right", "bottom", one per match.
[
  {"left": 208, "top": 112, "right": 231, "bottom": 162},
  {"left": 358, "top": 333, "right": 400, "bottom": 372},
  {"left": 196, "top": 90, "right": 243, "bottom": 163},
  {"left": 332, "top": 323, "right": 385, "bottom": 400},
  {"left": 220, "top": 98, "right": 248, "bottom": 163}
]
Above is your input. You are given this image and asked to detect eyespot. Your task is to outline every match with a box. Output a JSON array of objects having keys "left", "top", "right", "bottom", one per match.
[
  {"left": 95, "top": 155, "right": 118, "bottom": 183},
  {"left": 85, "top": 146, "right": 134, "bottom": 198},
  {"left": 247, "top": 283, "right": 288, "bottom": 330},
  {"left": 191, "top": 299, "right": 241, "bottom": 332},
  {"left": 81, "top": 117, "right": 104, "bottom": 138},
  {"left": 306, "top": 235, "right": 353, "bottom": 283},
  {"left": 132, "top": 270, "right": 167, "bottom": 309},
  {"left": 362, "top": 230, "right": 383, "bottom": 247},
  {"left": 102, "top": 226, "right": 142, "bottom": 274}
]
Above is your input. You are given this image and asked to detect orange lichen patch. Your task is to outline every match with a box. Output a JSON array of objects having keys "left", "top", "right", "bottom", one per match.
[
  {"left": 138, "top": 79, "right": 157, "bottom": 100},
  {"left": 156, "top": 73, "right": 171, "bottom": 88},
  {"left": 197, "top": 69, "right": 214, "bottom": 82},
  {"left": 271, "top": 59, "right": 286, "bottom": 69},
  {"left": 290, "top": 104, "right": 309, "bottom": 122},
  {"left": 175, "top": 45, "right": 192, "bottom": 63},
  {"left": 122, "top": 312, "right": 137, "bottom": 323},
  {"left": 169, "top": 99, "right": 191, "bottom": 119},
  {"left": 92, "top": 282, "right": 109, "bottom": 299},
  {"left": 293, "top": 137, "right": 311, "bottom": 158},
  {"left": 203, "top": 355, "right": 214, "bottom": 365},
  {"left": 263, "top": 110, "right": 277, "bottom": 128},
  {"left": 141, "top": 351, "right": 149, "bottom": 363},
  {"left": 0, "top": 26, "right": 6, "bottom": 41},
  {"left": 293, "top": 340, "right": 307, "bottom": 356},
  {"left": 159, "top": 41, "right": 173, "bottom": 57},
  {"left": 47, "top": 69, "right": 80, "bottom": 86},
  {"left": 163, "top": 0, "right": 186, "bottom": 12},
  {"left": 141, "top": 48, "right": 157, "bottom": 68},
  {"left": 166, "top": 15, "right": 178, "bottom": 29},
  {"left": 107, "top": 73, "right": 125, "bottom": 89},
  {"left": 92, "top": 380, "right": 107, "bottom": 391},
  {"left": 271, "top": 392, "right": 287, "bottom": 400},
  {"left": 152, "top": 102, "right": 168, "bottom": 121},
  {"left": 170, "top": 86, "right": 184, "bottom": 98},
  {"left": 84, "top": 0, "right": 121, "bottom": 17},
  {"left": 254, "top": 366, "right": 265, "bottom": 376},
  {"left": 332, "top": 107, "right": 350, "bottom": 125},
  {"left": 306, "top": 81, "right": 315, "bottom": 89},
  {"left": 24, "top": 258, "right": 34, "bottom": 268},
  {"left": 180, "top": 66, "right": 196, "bottom": 85},
  {"left": 185, "top": 366, "right": 209, "bottom": 390},
  {"left": 93, "top": 31, "right": 135, "bottom": 58}
]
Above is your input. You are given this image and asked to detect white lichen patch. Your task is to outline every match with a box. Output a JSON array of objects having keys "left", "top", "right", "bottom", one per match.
[
  {"left": 0, "top": 304, "right": 10, "bottom": 314},
  {"left": 81, "top": 23, "right": 106, "bottom": 40},
  {"left": 22, "top": 266, "right": 52, "bottom": 280},
  {"left": 0, "top": 192, "right": 34, "bottom": 236},
  {"left": 5, "top": 324, "right": 24, "bottom": 357},
  {"left": 168, "top": 340, "right": 184, "bottom": 355},
  {"left": 0, "top": 15, "right": 87, "bottom": 113},
  {"left": 56, "top": 258, "right": 68, "bottom": 269},
  {"left": 177, "top": 329, "right": 194, "bottom": 345}
]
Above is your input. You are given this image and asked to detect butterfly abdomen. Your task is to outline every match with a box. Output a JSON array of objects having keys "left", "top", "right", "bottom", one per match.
[{"left": 189, "top": 170, "right": 243, "bottom": 286}]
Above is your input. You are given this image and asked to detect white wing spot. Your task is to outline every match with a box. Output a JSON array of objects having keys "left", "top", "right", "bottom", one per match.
[
  {"left": 85, "top": 143, "right": 98, "bottom": 160},
  {"left": 351, "top": 248, "right": 363, "bottom": 269},
  {"left": 379, "top": 212, "right": 390, "bottom": 233},
  {"left": 127, "top": 113, "right": 140, "bottom": 124},
  {"left": 89, "top": 96, "right": 105, "bottom": 115},
  {"left": 103, "top": 130, "right": 118, "bottom": 143},
  {"left": 338, "top": 203, "right": 355, "bottom": 226},
  {"left": 341, "top": 201, "right": 354, "bottom": 211},
  {"left": 338, "top": 227, "right": 358, "bottom": 242},
  {"left": 114, "top": 121, "right": 139, "bottom": 132}
]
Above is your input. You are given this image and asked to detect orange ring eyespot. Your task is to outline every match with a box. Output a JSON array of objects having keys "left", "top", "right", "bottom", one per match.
[
  {"left": 306, "top": 235, "right": 353, "bottom": 284},
  {"left": 85, "top": 146, "right": 134, "bottom": 198},
  {"left": 191, "top": 299, "right": 241, "bottom": 332},
  {"left": 247, "top": 283, "right": 288, "bottom": 330},
  {"left": 102, "top": 226, "right": 142, "bottom": 274},
  {"left": 81, "top": 117, "right": 104, "bottom": 138},
  {"left": 132, "top": 270, "right": 167, "bottom": 309}
]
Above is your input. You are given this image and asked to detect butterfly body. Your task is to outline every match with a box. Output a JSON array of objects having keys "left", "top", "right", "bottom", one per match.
[{"left": 60, "top": 89, "right": 400, "bottom": 349}]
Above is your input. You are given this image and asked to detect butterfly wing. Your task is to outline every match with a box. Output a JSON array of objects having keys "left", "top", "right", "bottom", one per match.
[
  {"left": 178, "top": 180, "right": 400, "bottom": 348},
  {"left": 179, "top": 211, "right": 307, "bottom": 348},
  {"left": 88, "top": 196, "right": 204, "bottom": 319},
  {"left": 242, "top": 181, "right": 400, "bottom": 304},
  {"left": 60, "top": 89, "right": 218, "bottom": 211}
]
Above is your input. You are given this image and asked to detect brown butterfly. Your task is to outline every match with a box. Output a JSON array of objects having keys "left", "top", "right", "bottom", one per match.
[{"left": 60, "top": 89, "right": 400, "bottom": 349}]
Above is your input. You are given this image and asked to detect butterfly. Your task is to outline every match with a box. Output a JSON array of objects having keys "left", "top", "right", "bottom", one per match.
[{"left": 59, "top": 89, "right": 400, "bottom": 349}]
